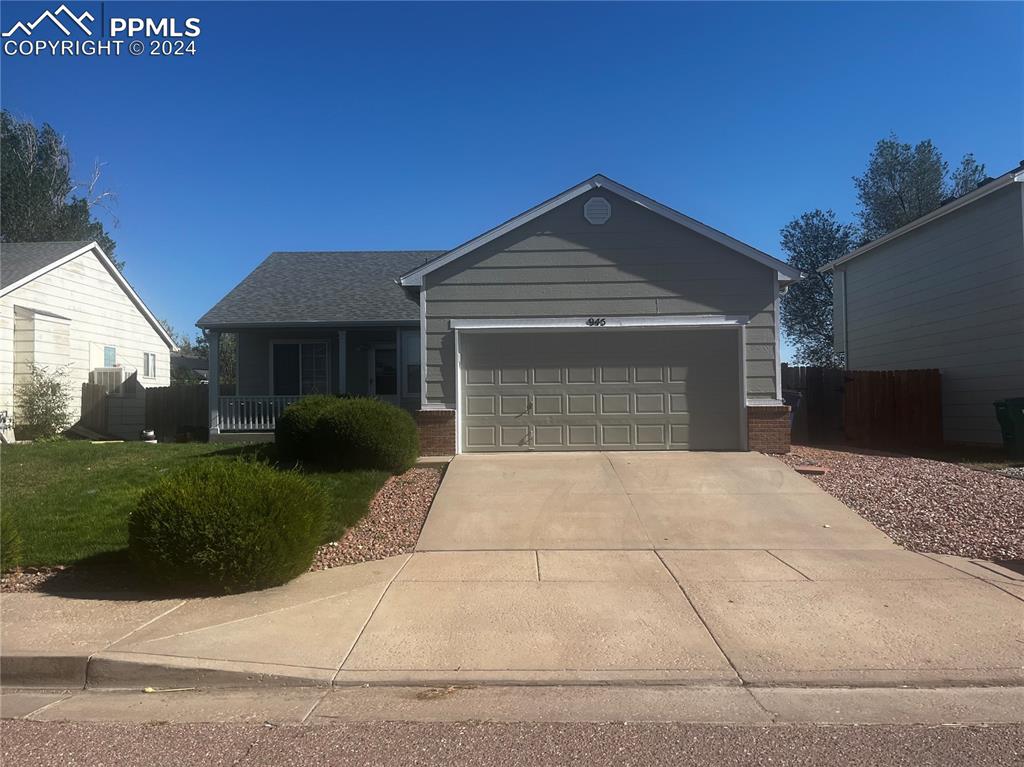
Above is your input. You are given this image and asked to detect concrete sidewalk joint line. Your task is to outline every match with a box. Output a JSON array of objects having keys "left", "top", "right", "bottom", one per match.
[
  {"left": 654, "top": 549, "right": 743, "bottom": 686},
  {"left": 332, "top": 554, "right": 413, "bottom": 681}
]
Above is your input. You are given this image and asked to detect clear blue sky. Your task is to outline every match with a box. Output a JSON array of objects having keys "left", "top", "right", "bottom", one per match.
[{"left": 3, "top": 1, "right": 1022, "bottom": 359}]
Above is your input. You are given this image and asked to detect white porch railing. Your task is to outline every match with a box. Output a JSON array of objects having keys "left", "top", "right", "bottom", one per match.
[{"left": 218, "top": 395, "right": 301, "bottom": 432}]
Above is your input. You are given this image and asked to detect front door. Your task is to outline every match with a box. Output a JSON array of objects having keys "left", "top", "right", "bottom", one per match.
[{"left": 370, "top": 346, "right": 399, "bottom": 403}]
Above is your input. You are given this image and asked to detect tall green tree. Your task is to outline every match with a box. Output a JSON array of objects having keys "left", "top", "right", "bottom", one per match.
[
  {"left": 949, "top": 152, "right": 988, "bottom": 198},
  {"left": 853, "top": 134, "right": 987, "bottom": 242},
  {"left": 779, "top": 210, "right": 857, "bottom": 367},
  {"left": 0, "top": 110, "right": 121, "bottom": 270}
]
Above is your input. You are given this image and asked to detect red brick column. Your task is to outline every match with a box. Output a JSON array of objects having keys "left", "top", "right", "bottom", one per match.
[
  {"left": 415, "top": 409, "right": 456, "bottom": 456},
  {"left": 746, "top": 405, "right": 792, "bottom": 454}
]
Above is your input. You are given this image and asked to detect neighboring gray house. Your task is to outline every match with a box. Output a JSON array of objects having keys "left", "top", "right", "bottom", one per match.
[
  {"left": 822, "top": 164, "right": 1024, "bottom": 446},
  {"left": 198, "top": 175, "right": 802, "bottom": 454}
]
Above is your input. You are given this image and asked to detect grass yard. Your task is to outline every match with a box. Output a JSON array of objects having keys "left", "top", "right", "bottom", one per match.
[{"left": 1, "top": 440, "right": 389, "bottom": 568}]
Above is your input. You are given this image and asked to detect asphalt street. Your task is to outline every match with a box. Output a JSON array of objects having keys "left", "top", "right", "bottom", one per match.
[{"left": 3, "top": 720, "right": 1023, "bottom": 767}]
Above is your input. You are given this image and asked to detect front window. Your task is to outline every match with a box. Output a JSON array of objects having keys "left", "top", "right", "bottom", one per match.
[
  {"left": 103, "top": 346, "right": 116, "bottom": 367},
  {"left": 143, "top": 353, "right": 156, "bottom": 378},
  {"left": 273, "top": 342, "right": 328, "bottom": 395}
]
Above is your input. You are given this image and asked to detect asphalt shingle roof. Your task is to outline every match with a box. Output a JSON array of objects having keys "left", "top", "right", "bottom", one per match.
[
  {"left": 0, "top": 241, "right": 93, "bottom": 289},
  {"left": 196, "top": 251, "right": 444, "bottom": 328}
]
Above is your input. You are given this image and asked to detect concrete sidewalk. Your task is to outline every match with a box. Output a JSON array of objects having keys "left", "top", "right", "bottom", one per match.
[{"left": 2, "top": 549, "right": 1022, "bottom": 690}]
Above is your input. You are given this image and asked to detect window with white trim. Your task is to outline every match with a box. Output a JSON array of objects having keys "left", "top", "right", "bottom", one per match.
[
  {"left": 103, "top": 345, "right": 116, "bottom": 367},
  {"left": 143, "top": 352, "right": 157, "bottom": 378},
  {"left": 272, "top": 342, "right": 329, "bottom": 396}
]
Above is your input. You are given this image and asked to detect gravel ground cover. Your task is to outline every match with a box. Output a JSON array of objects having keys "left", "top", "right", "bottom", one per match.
[
  {"left": 312, "top": 467, "right": 442, "bottom": 569},
  {"left": 778, "top": 446, "right": 1024, "bottom": 561}
]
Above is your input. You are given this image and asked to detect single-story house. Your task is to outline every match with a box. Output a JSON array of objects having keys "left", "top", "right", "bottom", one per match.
[
  {"left": 0, "top": 241, "right": 177, "bottom": 440},
  {"left": 198, "top": 175, "right": 803, "bottom": 454},
  {"left": 821, "top": 163, "right": 1024, "bottom": 446}
]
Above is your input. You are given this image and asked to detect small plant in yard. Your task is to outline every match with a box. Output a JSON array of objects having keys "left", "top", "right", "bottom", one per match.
[
  {"left": 1, "top": 513, "right": 23, "bottom": 572},
  {"left": 13, "top": 363, "right": 73, "bottom": 440},
  {"left": 276, "top": 396, "right": 419, "bottom": 473},
  {"left": 128, "top": 460, "right": 327, "bottom": 593}
]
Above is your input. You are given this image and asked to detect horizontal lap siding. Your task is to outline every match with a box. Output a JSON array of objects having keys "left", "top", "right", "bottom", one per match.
[
  {"left": 424, "top": 189, "right": 777, "bottom": 407},
  {"left": 844, "top": 183, "right": 1024, "bottom": 444},
  {"left": 0, "top": 252, "right": 171, "bottom": 425}
]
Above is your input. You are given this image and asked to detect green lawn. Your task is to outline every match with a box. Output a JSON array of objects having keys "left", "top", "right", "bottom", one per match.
[{"left": 1, "top": 440, "right": 389, "bottom": 568}]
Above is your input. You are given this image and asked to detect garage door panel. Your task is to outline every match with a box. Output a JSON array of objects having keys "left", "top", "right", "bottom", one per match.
[
  {"left": 601, "top": 366, "right": 630, "bottom": 384},
  {"left": 499, "top": 395, "right": 529, "bottom": 416},
  {"left": 635, "top": 393, "right": 665, "bottom": 414},
  {"left": 567, "top": 367, "right": 596, "bottom": 384},
  {"left": 460, "top": 329, "right": 741, "bottom": 452},
  {"left": 567, "top": 394, "right": 597, "bottom": 414},
  {"left": 532, "top": 394, "right": 562, "bottom": 414},
  {"left": 534, "top": 425, "right": 564, "bottom": 446},
  {"left": 601, "top": 393, "right": 630, "bottom": 414},
  {"left": 499, "top": 368, "right": 529, "bottom": 385},
  {"left": 534, "top": 367, "right": 561, "bottom": 384},
  {"left": 466, "top": 395, "right": 496, "bottom": 416}
]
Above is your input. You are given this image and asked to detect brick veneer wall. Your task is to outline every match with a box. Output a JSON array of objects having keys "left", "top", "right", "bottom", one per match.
[
  {"left": 746, "top": 405, "right": 792, "bottom": 454},
  {"left": 415, "top": 409, "right": 456, "bottom": 456}
]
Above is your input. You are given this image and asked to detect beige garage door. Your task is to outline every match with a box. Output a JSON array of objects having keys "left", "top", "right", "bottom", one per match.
[{"left": 459, "top": 328, "right": 742, "bottom": 452}]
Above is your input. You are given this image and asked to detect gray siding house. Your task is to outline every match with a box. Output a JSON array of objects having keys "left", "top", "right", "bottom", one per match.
[
  {"left": 822, "top": 164, "right": 1024, "bottom": 445},
  {"left": 198, "top": 175, "right": 802, "bottom": 454}
]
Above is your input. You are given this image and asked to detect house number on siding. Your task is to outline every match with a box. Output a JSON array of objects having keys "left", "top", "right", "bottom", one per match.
[{"left": 586, "top": 317, "right": 607, "bottom": 327}]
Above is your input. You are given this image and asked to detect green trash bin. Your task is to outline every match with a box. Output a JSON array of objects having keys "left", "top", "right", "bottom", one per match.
[{"left": 994, "top": 398, "right": 1024, "bottom": 459}]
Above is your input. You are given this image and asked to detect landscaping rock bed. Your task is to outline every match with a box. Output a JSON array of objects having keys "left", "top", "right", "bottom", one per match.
[
  {"left": 312, "top": 467, "right": 442, "bottom": 570},
  {"left": 778, "top": 446, "right": 1024, "bottom": 561}
]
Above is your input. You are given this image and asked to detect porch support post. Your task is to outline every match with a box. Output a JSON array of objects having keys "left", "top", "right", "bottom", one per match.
[
  {"left": 337, "top": 330, "right": 347, "bottom": 395},
  {"left": 208, "top": 330, "right": 220, "bottom": 437},
  {"left": 395, "top": 327, "right": 403, "bottom": 400}
]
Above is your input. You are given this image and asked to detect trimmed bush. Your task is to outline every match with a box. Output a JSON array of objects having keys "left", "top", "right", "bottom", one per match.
[
  {"left": 275, "top": 395, "right": 338, "bottom": 462},
  {"left": 1, "top": 513, "right": 23, "bottom": 572},
  {"left": 314, "top": 398, "right": 419, "bottom": 473},
  {"left": 275, "top": 396, "right": 419, "bottom": 472},
  {"left": 128, "top": 461, "right": 327, "bottom": 593}
]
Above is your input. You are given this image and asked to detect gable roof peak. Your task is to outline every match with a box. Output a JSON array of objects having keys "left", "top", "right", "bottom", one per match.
[{"left": 399, "top": 175, "right": 802, "bottom": 286}]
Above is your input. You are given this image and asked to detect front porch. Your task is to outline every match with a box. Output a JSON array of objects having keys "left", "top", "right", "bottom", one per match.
[{"left": 207, "top": 324, "right": 421, "bottom": 437}]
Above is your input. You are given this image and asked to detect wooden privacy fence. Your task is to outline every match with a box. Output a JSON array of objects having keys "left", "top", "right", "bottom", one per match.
[
  {"left": 843, "top": 369, "right": 942, "bottom": 449},
  {"left": 144, "top": 385, "right": 209, "bottom": 442},
  {"left": 80, "top": 383, "right": 108, "bottom": 433},
  {"left": 781, "top": 365, "right": 942, "bottom": 449}
]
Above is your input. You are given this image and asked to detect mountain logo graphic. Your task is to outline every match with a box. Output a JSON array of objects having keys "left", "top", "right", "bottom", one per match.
[{"left": 2, "top": 4, "right": 94, "bottom": 37}]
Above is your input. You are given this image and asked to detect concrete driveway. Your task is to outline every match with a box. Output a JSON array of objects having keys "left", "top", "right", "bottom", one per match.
[
  {"left": 5, "top": 452, "right": 1021, "bottom": 690},
  {"left": 417, "top": 452, "right": 894, "bottom": 551}
]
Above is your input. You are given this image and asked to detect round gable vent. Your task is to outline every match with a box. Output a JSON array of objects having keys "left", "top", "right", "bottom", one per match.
[{"left": 584, "top": 196, "right": 612, "bottom": 225}]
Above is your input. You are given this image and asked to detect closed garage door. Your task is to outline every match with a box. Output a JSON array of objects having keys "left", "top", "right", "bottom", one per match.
[{"left": 458, "top": 327, "right": 742, "bottom": 452}]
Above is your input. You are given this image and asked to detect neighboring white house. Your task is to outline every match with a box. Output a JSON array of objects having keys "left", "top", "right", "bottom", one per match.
[{"left": 0, "top": 241, "right": 177, "bottom": 440}]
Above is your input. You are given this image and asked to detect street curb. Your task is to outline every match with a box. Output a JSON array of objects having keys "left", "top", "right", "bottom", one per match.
[
  {"left": 1, "top": 654, "right": 88, "bottom": 689},
  {"left": 86, "top": 652, "right": 334, "bottom": 689},
  {"left": 5, "top": 650, "right": 1024, "bottom": 691}
]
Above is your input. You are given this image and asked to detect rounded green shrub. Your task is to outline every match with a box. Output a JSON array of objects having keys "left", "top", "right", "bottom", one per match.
[
  {"left": 314, "top": 397, "right": 419, "bottom": 472},
  {"left": 128, "top": 461, "right": 327, "bottom": 594},
  {"left": 275, "top": 395, "right": 338, "bottom": 463}
]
